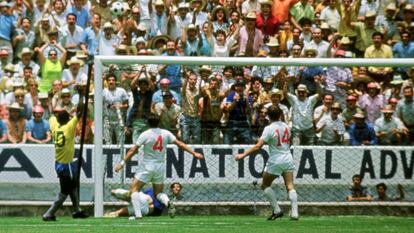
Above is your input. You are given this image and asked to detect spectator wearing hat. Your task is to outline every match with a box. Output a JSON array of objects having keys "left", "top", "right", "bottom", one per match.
[
  {"left": 25, "top": 105, "right": 52, "bottom": 144},
  {"left": 169, "top": 2, "right": 191, "bottom": 40},
  {"left": 0, "top": 1, "right": 16, "bottom": 63},
  {"left": 102, "top": 73, "right": 129, "bottom": 144},
  {"left": 396, "top": 85, "right": 414, "bottom": 144},
  {"left": 181, "top": 24, "right": 204, "bottom": 56},
  {"left": 392, "top": 31, "right": 414, "bottom": 79},
  {"left": 402, "top": 4, "right": 414, "bottom": 26},
  {"left": 0, "top": 112, "right": 7, "bottom": 142},
  {"left": 153, "top": 90, "right": 181, "bottom": 136},
  {"left": 221, "top": 79, "right": 252, "bottom": 144},
  {"left": 62, "top": 13, "right": 84, "bottom": 58},
  {"left": 239, "top": 11, "right": 263, "bottom": 57},
  {"left": 298, "top": 48, "right": 324, "bottom": 95},
  {"left": 152, "top": 78, "right": 181, "bottom": 106},
  {"left": 364, "top": 32, "right": 393, "bottom": 83},
  {"left": 52, "top": 88, "right": 75, "bottom": 116},
  {"left": 242, "top": 0, "right": 261, "bottom": 16},
  {"left": 358, "top": 82, "right": 385, "bottom": 124},
  {"left": 32, "top": 0, "right": 48, "bottom": 26},
  {"left": 302, "top": 27, "right": 330, "bottom": 58},
  {"left": 374, "top": 105, "right": 408, "bottom": 145},
  {"left": 16, "top": 47, "right": 40, "bottom": 78},
  {"left": 67, "top": 0, "right": 90, "bottom": 29},
  {"left": 320, "top": 0, "right": 340, "bottom": 30},
  {"left": 283, "top": 78, "right": 323, "bottom": 145},
  {"left": 25, "top": 77, "right": 40, "bottom": 112},
  {"left": 38, "top": 92, "right": 51, "bottom": 120},
  {"left": 357, "top": 0, "right": 379, "bottom": 18},
  {"left": 211, "top": 5, "right": 229, "bottom": 33},
  {"left": 12, "top": 17, "right": 35, "bottom": 62},
  {"left": 35, "top": 39, "right": 67, "bottom": 93},
  {"left": 342, "top": 95, "right": 363, "bottom": 129},
  {"left": 34, "top": 14, "right": 54, "bottom": 47},
  {"left": 6, "top": 84, "right": 31, "bottom": 120},
  {"left": 149, "top": 0, "right": 168, "bottom": 38},
  {"left": 199, "top": 77, "right": 225, "bottom": 144},
  {"left": 5, "top": 102, "right": 27, "bottom": 144},
  {"left": 348, "top": 112, "right": 377, "bottom": 145},
  {"left": 290, "top": 0, "right": 315, "bottom": 30},
  {"left": 315, "top": 102, "right": 345, "bottom": 145},
  {"left": 62, "top": 57, "right": 87, "bottom": 90},
  {"left": 351, "top": 11, "right": 380, "bottom": 57},
  {"left": 375, "top": 3, "right": 398, "bottom": 42},
  {"left": 256, "top": 0, "right": 280, "bottom": 37},
  {"left": 98, "top": 22, "right": 120, "bottom": 56},
  {"left": 80, "top": 13, "right": 102, "bottom": 63},
  {"left": 324, "top": 49, "right": 353, "bottom": 108},
  {"left": 264, "top": 88, "right": 289, "bottom": 122},
  {"left": 127, "top": 74, "right": 154, "bottom": 143}
]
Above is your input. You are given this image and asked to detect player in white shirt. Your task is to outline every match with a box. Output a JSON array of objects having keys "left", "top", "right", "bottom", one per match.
[
  {"left": 235, "top": 106, "right": 299, "bottom": 220},
  {"left": 115, "top": 113, "right": 204, "bottom": 220}
]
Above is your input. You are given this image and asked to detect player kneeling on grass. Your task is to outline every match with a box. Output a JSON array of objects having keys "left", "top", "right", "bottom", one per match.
[
  {"left": 42, "top": 94, "right": 88, "bottom": 221},
  {"left": 107, "top": 183, "right": 183, "bottom": 218},
  {"left": 235, "top": 106, "right": 299, "bottom": 220},
  {"left": 115, "top": 113, "right": 204, "bottom": 220}
]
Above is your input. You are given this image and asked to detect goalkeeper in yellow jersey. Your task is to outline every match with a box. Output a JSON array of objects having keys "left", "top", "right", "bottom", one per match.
[{"left": 42, "top": 92, "right": 89, "bottom": 221}]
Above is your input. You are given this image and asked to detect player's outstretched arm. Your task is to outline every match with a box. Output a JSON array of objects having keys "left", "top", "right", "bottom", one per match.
[
  {"left": 115, "top": 145, "right": 139, "bottom": 172},
  {"left": 174, "top": 139, "right": 204, "bottom": 160},
  {"left": 235, "top": 139, "right": 265, "bottom": 161}
]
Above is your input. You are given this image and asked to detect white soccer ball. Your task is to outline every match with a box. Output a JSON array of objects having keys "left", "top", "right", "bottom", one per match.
[{"left": 111, "top": 1, "right": 125, "bottom": 17}]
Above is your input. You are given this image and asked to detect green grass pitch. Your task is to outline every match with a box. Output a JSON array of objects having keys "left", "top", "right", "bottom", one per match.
[{"left": 0, "top": 216, "right": 412, "bottom": 233}]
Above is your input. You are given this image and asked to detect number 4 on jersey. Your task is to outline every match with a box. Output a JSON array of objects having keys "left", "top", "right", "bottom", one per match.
[
  {"left": 276, "top": 128, "right": 289, "bottom": 146},
  {"left": 152, "top": 135, "right": 164, "bottom": 152}
]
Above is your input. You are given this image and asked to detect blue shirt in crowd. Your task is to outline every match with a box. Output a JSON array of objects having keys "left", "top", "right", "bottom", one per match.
[{"left": 25, "top": 119, "right": 50, "bottom": 140}]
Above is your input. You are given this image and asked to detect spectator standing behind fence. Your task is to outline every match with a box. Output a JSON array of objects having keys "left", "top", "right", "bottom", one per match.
[
  {"left": 180, "top": 72, "right": 201, "bottom": 144},
  {"left": 13, "top": 17, "right": 35, "bottom": 63},
  {"left": 289, "top": 0, "right": 315, "bottom": 30},
  {"left": 25, "top": 105, "right": 51, "bottom": 144},
  {"left": 358, "top": 82, "right": 385, "bottom": 124},
  {"left": 374, "top": 105, "right": 408, "bottom": 145},
  {"left": 153, "top": 91, "right": 180, "bottom": 137},
  {"left": 239, "top": 12, "right": 263, "bottom": 57},
  {"left": 348, "top": 112, "right": 377, "bottom": 145},
  {"left": 16, "top": 47, "right": 40, "bottom": 78},
  {"left": 364, "top": 32, "right": 393, "bottom": 84},
  {"left": 396, "top": 86, "right": 414, "bottom": 145},
  {"left": 284, "top": 80, "right": 323, "bottom": 146},
  {"left": 346, "top": 174, "right": 372, "bottom": 201},
  {"left": 313, "top": 93, "right": 334, "bottom": 126},
  {"left": 0, "top": 116, "right": 7, "bottom": 143},
  {"left": 0, "top": 1, "right": 16, "bottom": 63},
  {"left": 374, "top": 183, "right": 405, "bottom": 201},
  {"left": 5, "top": 102, "right": 26, "bottom": 144},
  {"left": 222, "top": 80, "right": 252, "bottom": 144},
  {"left": 316, "top": 102, "right": 345, "bottom": 145}
]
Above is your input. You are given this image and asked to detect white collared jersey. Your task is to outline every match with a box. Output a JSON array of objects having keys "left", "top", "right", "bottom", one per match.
[
  {"left": 136, "top": 128, "right": 176, "bottom": 163},
  {"left": 260, "top": 121, "right": 292, "bottom": 164}
]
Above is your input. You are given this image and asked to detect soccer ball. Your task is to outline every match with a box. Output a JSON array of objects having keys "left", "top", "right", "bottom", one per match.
[{"left": 111, "top": 1, "right": 125, "bottom": 17}]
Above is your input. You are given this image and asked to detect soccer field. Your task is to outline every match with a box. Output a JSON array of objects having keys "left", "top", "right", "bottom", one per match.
[{"left": 0, "top": 216, "right": 412, "bottom": 233}]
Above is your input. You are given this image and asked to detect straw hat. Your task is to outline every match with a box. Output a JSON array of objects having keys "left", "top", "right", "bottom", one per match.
[
  {"left": 304, "top": 48, "right": 318, "bottom": 57},
  {"left": 75, "top": 50, "right": 88, "bottom": 59},
  {"left": 200, "top": 65, "right": 212, "bottom": 73},
  {"left": 178, "top": 2, "right": 190, "bottom": 10},
  {"left": 103, "top": 22, "right": 114, "bottom": 30},
  {"left": 61, "top": 88, "right": 71, "bottom": 95},
  {"left": 266, "top": 36, "right": 279, "bottom": 47},
  {"left": 7, "top": 102, "right": 24, "bottom": 111},
  {"left": 186, "top": 24, "right": 197, "bottom": 33},
  {"left": 246, "top": 11, "right": 257, "bottom": 19},
  {"left": 331, "top": 102, "right": 342, "bottom": 110},
  {"left": 190, "top": 0, "right": 206, "bottom": 10},
  {"left": 340, "top": 36, "right": 351, "bottom": 45},
  {"left": 137, "top": 23, "right": 147, "bottom": 31},
  {"left": 320, "top": 22, "right": 330, "bottom": 30},
  {"left": 38, "top": 92, "right": 49, "bottom": 99},
  {"left": 150, "top": 35, "right": 172, "bottom": 49},
  {"left": 269, "top": 88, "right": 284, "bottom": 100},
  {"left": 66, "top": 56, "right": 84, "bottom": 66},
  {"left": 353, "top": 112, "right": 365, "bottom": 119},
  {"left": 259, "top": 0, "right": 273, "bottom": 6},
  {"left": 18, "top": 47, "right": 33, "bottom": 59},
  {"left": 0, "top": 1, "right": 11, "bottom": 8},
  {"left": 154, "top": 0, "right": 164, "bottom": 6},
  {"left": 385, "top": 3, "right": 397, "bottom": 11},
  {"left": 211, "top": 5, "right": 229, "bottom": 21},
  {"left": 41, "top": 13, "right": 50, "bottom": 21},
  {"left": 365, "top": 11, "right": 376, "bottom": 18}
]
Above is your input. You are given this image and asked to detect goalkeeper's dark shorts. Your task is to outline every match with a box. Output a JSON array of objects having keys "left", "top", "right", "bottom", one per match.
[{"left": 55, "top": 161, "right": 79, "bottom": 195}]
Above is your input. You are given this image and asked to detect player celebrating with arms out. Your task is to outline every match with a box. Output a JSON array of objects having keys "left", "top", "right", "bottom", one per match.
[
  {"left": 115, "top": 113, "right": 204, "bottom": 220},
  {"left": 235, "top": 106, "right": 299, "bottom": 220}
]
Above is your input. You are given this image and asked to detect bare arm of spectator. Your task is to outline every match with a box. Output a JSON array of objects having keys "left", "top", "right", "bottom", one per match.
[
  {"left": 197, "top": 25, "right": 203, "bottom": 49},
  {"left": 42, "top": 130, "right": 52, "bottom": 143},
  {"left": 35, "top": 43, "right": 49, "bottom": 66},
  {"left": 0, "top": 127, "right": 7, "bottom": 143},
  {"left": 289, "top": 15, "right": 301, "bottom": 31},
  {"left": 22, "top": 0, "right": 33, "bottom": 13},
  {"left": 26, "top": 131, "right": 42, "bottom": 144},
  {"left": 148, "top": 0, "right": 153, "bottom": 16},
  {"left": 53, "top": 41, "right": 67, "bottom": 67}
]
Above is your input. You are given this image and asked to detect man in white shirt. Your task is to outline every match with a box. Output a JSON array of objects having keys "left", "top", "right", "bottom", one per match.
[
  {"left": 99, "top": 22, "right": 120, "bottom": 56},
  {"left": 62, "top": 13, "right": 84, "bottom": 57},
  {"left": 302, "top": 27, "right": 330, "bottom": 58},
  {"left": 115, "top": 113, "right": 204, "bottom": 220},
  {"left": 316, "top": 102, "right": 346, "bottom": 145},
  {"left": 235, "top": 106, "right": 299, "bottom": 220},
  {"left": 61, "top": 57, "right": 87, "bottom": 90}
]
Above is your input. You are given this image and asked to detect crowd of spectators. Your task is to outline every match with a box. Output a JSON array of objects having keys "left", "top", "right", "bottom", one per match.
[{"left": 0, "top": 0, "right": 413, "bottom": 146}]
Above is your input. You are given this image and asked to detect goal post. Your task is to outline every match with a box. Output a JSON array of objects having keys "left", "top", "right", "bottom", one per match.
[{"left": 93, "top": 56, "right": 414, "bottom": 217}]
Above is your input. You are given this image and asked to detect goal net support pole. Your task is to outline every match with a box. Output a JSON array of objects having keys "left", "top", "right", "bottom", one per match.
[{"left": 93, "top": 56, "right": 414, "bottom": 217}]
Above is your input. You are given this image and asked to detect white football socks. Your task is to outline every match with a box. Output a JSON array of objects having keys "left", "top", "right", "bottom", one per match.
[
  {"left": 289, "top": 189, "right": 298, "bottom": 218},
  {"left": 263, "top": 187, "right": 281, "bottom": 214},
  {"left": 156, "top": 193, "right": 170, "bottom": 206},
  {"left": 131, "top": 192, "right": 142, "bottom": 218}
]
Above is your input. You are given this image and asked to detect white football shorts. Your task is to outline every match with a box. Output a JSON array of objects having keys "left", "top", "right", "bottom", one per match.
[
  {"left": 264, "top": 160, "right": 295, "bottom": 176},
  {"left": 134, "top": 161, "right": 165, "bottom": 184}
]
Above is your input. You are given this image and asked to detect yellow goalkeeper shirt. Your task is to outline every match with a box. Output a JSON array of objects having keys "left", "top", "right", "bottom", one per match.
[{"left": 50, "top": 115, "right": 78, "bottom": 164}]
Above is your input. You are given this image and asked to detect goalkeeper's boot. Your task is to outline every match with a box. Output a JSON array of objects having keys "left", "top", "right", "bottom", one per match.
[
  {"left": 290, "top": 216, "right": 299, "bottom": 221},
  {"left": 73, "top": 211, "right": 89, "bottom": 219},
  {"left": 267, "top": 211, "right": 283, "bottom": 221},
  {"left": 168, "top": 201, "right": 176, "bottom": 218},
  {"left": 42, "top": 215, "right": 56, "bottom": 221}
]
